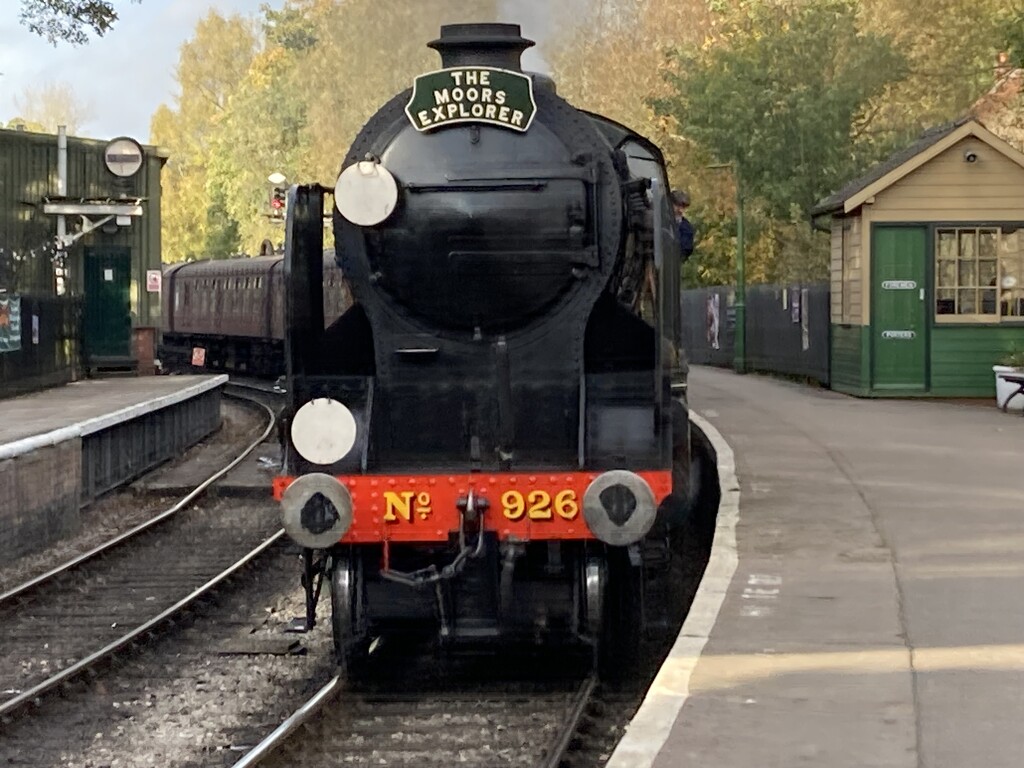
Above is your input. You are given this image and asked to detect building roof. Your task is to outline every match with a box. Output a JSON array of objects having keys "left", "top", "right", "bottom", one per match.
[
  {"left": 812, "top": 119, "right": 967, "bottom": 215},
  {"left": 811, "top": 117, "right": 1024, "bottom": 216},
  {"left": 970, "top": 67, "right": 1024, "bottom": 152},
  {"left": 0, "top": 125, "right": 168, "bottom": 159}
]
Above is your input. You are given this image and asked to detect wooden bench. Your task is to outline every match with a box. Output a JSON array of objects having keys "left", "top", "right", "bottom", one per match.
[{"left": 1001, "top": 373, "right": 1024, "bottom": 415}]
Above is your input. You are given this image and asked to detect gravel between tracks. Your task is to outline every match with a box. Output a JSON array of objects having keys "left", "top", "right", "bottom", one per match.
[
  {"left": 0, "top": 544, "right": 334, "bottom": 768},
  {"left": 0, "top": 401, "right": 264, "bottom": 594}
]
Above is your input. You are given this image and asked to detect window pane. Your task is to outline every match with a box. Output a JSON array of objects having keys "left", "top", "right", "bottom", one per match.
[
  {"left": 937, "top": 259, "right": 956, "bottom": 288},
  {"left": 980, "top": 259, "right": 998, "bottom": 286},
  {"left": 936, "top": 289, "right": 956, "bottom": 314},
  {"left": 999, "top": 227, "right": 1024, "bottom": 319},
  {"left": 979, "top": 230, "right": 998, "bottom": 259},
  {"left": 981, "top": 289, "right": 997, "bottom": 314},
  {"left": 958, "top": 259, "right": 976, "bottom": 287},
  {"left": 959, "top": 230, "right": 976, "bottom": 260},
  {"left": 937, "top": 230, "right": 957, "bottom": 261},
  {"left": 957, "top": 288, "right": 977, "bottom": 314}
]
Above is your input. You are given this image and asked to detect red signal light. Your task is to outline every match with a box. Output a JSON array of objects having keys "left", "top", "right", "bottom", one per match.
[{"left": 270, "top": 187, "right": 287, "bottom": 215}]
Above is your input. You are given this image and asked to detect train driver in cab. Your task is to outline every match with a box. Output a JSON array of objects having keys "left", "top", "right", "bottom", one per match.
[{"left": 672, "top": 189, "right": 695, "bottom": 262}]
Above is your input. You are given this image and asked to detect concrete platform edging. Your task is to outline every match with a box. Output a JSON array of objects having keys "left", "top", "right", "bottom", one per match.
[
  {"left": 605, "top": 411, "right": 740, "bottom": 768},
  {"left": 0, "top": 374, "right": 228, "bottom": 461}
]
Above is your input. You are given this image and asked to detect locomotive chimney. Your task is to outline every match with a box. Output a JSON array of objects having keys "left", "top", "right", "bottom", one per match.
[{"left": 428, "top": 23, "right": 535, "bottom": 72}]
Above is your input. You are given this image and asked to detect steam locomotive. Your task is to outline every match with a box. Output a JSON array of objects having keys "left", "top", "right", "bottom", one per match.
[{"left": 276, "top": 23, "right": 693, "bottom": 674}]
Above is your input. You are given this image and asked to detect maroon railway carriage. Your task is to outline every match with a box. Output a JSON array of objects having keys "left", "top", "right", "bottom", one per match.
[{"left": 160, "top": 252, "right": 348, "bottom": 376}]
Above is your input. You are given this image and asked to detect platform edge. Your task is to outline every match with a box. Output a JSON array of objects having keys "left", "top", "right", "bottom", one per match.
[
  {"left": 604, "top": 410, "right": 740, "bottom": 768},
  {"left": 0, "top": 375, "right": 229, "bottom": 461}
]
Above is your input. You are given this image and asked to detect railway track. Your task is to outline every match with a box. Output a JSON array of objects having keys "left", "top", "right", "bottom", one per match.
[
  {"left": 232, "top": 664, "right": 598, "bottom": 768},
  {"left": 0, "top": 389, "right": 282, "bottom": 721}
]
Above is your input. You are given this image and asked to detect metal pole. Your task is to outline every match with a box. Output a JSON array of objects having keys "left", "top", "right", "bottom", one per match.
[
  {"left": 733, "top": 166, "right": 746, "bottom": 374},
  {"left": 56, "top": 126, "right": 67, "bottom": 248}
]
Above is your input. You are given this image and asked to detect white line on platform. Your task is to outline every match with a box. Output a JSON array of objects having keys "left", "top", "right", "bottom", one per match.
[{"left": 604, "top": 410, "right": 740, "bottom": 768}]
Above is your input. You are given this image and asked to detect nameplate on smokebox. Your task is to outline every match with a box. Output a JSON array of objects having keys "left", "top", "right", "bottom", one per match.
[{"left": 405, "top": 67, "right": 536, "bottom": 133}]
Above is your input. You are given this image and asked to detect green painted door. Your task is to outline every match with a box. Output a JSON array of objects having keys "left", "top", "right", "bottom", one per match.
[
  {"left": 84, "top": 246, "right": 132, "bottom": 358},
  {"left": 872, "top": 226, "right": 927, "bottom": 390}
]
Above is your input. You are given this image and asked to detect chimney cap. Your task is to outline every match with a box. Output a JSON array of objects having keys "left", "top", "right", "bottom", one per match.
[{"left": 428, "top": 23, "right": 535, "bottom": 53}]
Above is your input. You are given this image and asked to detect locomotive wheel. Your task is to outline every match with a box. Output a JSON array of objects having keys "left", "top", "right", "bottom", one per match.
[
  {"left": 582, "top": 554, "right": 605, "bottom": 652},
  {"left": 598, "top": 547, "right": 643, "bottom": 683},
  {"left": 331, "top": 550, "right": 369, "bottom": 677}
]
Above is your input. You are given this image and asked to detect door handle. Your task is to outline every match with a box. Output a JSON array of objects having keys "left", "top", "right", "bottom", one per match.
[{"left": 919, "top": 288, "right": 925, "bottom": 301}]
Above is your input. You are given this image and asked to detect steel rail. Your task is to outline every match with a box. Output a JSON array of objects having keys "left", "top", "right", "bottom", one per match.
[
  {"left": 230, "top": 670, "right": 598, "bottom": 768},
  {"left": 541, "top": 673, "right": 598, "bottom": 768},
  {"left": 0, "top": 391, "right": 276, "bottom": 607},
  {"left": 230, "top": 674, "right": 346, "bottom": 768},
  {"left": 0, "top": 529, "right": 286, "bottom": 720}
]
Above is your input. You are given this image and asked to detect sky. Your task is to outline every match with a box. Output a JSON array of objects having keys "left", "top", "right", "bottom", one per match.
[
  {"left": 0, "top": 0, "right": 274, "bottom": 141},
  {"left": 0, "top": 0, "right": 562, "bottom": 145}
]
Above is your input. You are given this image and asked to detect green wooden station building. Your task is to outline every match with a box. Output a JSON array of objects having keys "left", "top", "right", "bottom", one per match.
[
  {"left": 0, "top": 126, "right": 166, "bottom": 388},
  {"left": 812, "top": 118, "right": 1024, "bottom": 397}
]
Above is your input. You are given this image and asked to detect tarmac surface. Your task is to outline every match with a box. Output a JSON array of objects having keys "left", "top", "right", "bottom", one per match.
[
  {"left": 0, "top": 374, "right": 227, "bottom": 453},
  {"left": 611, "top": 365, "right": 1024, "bottom": 768}
]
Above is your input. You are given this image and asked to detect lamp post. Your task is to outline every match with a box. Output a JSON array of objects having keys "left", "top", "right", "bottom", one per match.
[{"left": 708, "top": 162, "right": 746, "bottom": 374}]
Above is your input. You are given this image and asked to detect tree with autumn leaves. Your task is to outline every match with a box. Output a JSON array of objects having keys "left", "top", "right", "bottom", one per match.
[
  {"left": 36, "top": 0, "right": 1019, "bottom": 276},
  {"left": 548, "top": 0, "right": 1024, "bottom": 285},
  {"left": 150, "top": 0, "right": 497, "bottom": 261}
]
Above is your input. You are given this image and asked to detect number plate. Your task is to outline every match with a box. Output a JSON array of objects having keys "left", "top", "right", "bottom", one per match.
[{"left": 274, "top": 471, "right": 673, "bottom": 543}]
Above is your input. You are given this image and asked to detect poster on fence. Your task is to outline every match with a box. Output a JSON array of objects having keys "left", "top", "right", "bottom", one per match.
[
  {"left": 790, "top": 287, "right": 801, "bottom": 323},
  {"left": 706, "top": 293, "right": 721, "bottom": 350},
  {"left": 801, "top": 288, "right": 810, "bottom": 351},
  {"left": 0, "top": 293, "right": 22, "bottom": 353}
]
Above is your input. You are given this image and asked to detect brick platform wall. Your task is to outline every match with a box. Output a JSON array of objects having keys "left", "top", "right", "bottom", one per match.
[{"left": 0, "top": 439, "right": 81, "bottom": 561}]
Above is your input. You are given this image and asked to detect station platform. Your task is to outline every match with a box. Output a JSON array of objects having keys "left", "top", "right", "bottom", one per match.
[
  {"left": 0, "top": 375, "right": 227, "bottom": 561},
  {"left": 610, "top": 366, "right": 1024, "bottom": 768}
]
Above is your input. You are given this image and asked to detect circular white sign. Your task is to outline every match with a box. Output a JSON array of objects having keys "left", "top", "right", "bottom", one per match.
[
  {"left": 103, "top": 137, "right": 144, "bottom": 178},
  {"left": 291, "top": 398, "right": 358, "bottom": 465},
  {"left": 334, "top": 161, "right": 399, "bottom": 227}
]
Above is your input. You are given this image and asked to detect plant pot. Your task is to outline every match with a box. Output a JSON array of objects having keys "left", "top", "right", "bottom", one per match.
[{"left": 993, "top": 365, "right": 1024, "bottom": 412}]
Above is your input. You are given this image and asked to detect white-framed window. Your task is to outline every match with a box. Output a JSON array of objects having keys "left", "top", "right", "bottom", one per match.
[{"left": 935, "top": 226, "right": 1024, "bottom": 322}]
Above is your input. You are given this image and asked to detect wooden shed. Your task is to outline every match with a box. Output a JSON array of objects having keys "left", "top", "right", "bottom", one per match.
[
  {"left": 811, "top": 118, "right": 1024, "bottom": 397},
  {"left": 0, "top": 127, "right": 167, "bottom": 375}
]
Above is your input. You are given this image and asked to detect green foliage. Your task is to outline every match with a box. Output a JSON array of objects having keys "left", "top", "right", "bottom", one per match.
[
  {"left": 150, "top": 11, "right": 259, "bottom": 261},
  {"left": 999, "top": 345, "right": 1024, "bottom": 368},
  {"left": 19, "top": 0, "right": 139, "bottom": 45},
  {"left": 1000, "top": 8, "right": 1024, "bottom": 68},
  {"left": 154, "top": 0, "right": 499, "bottom": 260},
  {"left": 153, "top": 0, "right": 1023, "bottom": 282},
  {"left": 656, "top": 0, "right": 908, "bottom": 219}
]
